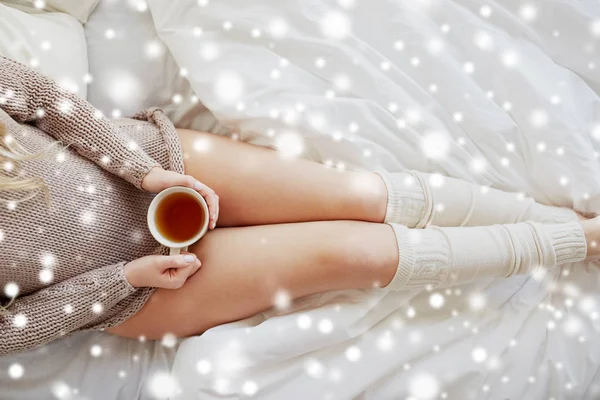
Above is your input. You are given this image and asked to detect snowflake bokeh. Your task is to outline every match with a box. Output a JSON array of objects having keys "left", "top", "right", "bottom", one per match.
[{"left": 1, "top": 0, "right": 600, "bottom": 399}]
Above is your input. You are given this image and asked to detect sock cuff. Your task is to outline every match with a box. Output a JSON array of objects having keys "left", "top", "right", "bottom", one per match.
[
  {"left": 377, "top": 172, "right": 426, "bottom": 228},
  {"left": 384, "top": 223, "right": 450, "bottom": 290},
  {"left": 537, "top": 221, "right": 587, "bottom": 264},
  {"left": 385, "top": 223, "right": 415, "bottom": 289},
  {"left": 526, "top": 203, "right": 579, "bottom": 224}
]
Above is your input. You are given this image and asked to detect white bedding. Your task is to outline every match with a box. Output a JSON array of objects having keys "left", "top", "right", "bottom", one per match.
[
  {"left": 146, "top": 0, "right": 600, "bottom": 399},
  {"left": 1, "top": 0, "right": 599, "bottom": 399}
]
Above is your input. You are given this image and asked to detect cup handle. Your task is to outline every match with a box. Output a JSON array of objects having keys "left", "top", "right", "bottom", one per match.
[{"left": 169, "top": 246, "right": 189, "bottom": 256}]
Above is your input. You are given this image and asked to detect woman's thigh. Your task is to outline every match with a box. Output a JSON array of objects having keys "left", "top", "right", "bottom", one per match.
[
  {"left": 176, "top": 129, "right": 386, "bottom": 227},
  {"left": 107, "top": 221, "right": 396, "bottom": 340}
]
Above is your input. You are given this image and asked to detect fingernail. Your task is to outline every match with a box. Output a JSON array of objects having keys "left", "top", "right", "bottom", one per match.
[
  {"left": 196, "top": 259, "right": 201, "bottom": 267},
  {"left": 184, "top": 255, "right": 195, "bottom": 263},
  {"left": 212, "top": 222, "right": 216, "bottom": 229},
  {"left": 194, "top": 181, "right": 202, "bottom": 190}
]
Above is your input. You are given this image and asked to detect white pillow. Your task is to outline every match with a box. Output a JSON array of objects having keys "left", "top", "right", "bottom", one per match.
[
  {"left": 85, "top": 0, "right": 186, "bottom": 116},
  {"left": 0, "top": 4, "right": 89, "bottom": 98},
  {"left": 0, "top": 0, "right": 100, "bottom": 23},
  {"left": 85, "top": 0, "right": 230, "bottom": 135}
]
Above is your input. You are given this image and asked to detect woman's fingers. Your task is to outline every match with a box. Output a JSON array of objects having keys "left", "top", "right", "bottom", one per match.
[
  {"left": 124, "top": 252, "right": 203, "bottom": 289},
  {"left": 192, "top": 179, "right": 219, "bottom": 229},
  {"left": 157, "top": 252, "right": 202, "bottom": 289}
]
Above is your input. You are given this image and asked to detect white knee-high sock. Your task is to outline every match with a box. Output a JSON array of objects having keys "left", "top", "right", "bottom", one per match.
[
  {"left": 378, "top": 171, "right": 577, "bottom": 228},
  {"left": 384, "top": 221, "right": 587, "bottom": 290}
]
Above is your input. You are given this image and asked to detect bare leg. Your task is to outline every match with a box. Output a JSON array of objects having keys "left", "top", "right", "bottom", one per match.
[
  {"left": 177, "top": 129, "right": 582, "bottom": 228},
  {"left": 107, "top": 221, "right": 398, "bottom": 339},
  {"left": 108, "top": 218, "right": 597, "bottom": 339},
  {"left": 177, "top": 129, "right": 388, "bottom": 226}
]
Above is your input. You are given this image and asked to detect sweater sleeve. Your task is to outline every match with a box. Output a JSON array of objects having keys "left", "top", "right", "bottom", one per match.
[
  {"left": 0, "top": 56, "right": 160, "bottom": 188},
  {"left": 0, "top": 262, "right": 137, "bottom": 356}
]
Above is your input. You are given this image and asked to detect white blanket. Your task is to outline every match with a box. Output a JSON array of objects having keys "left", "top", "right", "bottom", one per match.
[{"left": 147, "top": 0, "right": 600, "bottom": 399}]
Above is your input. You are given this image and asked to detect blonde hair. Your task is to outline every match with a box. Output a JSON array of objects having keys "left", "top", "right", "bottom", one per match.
[
  {"left": 0, "top": 122, "right": 58, "bottom": 314},
  {"left": 0, "top": 122, "right": 54, "bottom": 203}
]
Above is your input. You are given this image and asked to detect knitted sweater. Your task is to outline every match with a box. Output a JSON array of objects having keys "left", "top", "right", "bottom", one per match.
[{"left": 0, "top": 56, "right": 184, "bottom": 355}]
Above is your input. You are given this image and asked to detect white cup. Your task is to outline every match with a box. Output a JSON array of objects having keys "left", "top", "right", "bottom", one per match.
[{"left": 147, "top": 186, "right": 210, "bottom": 255}]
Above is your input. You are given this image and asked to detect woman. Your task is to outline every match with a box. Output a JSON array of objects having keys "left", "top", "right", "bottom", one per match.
[{"left": 0, "top": 56, "right": 596, "bottom": 355}]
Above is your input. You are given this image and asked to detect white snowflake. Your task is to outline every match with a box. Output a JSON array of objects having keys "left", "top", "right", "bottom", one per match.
[
  {"left": 480, "top": 5, "right": 492, "bottom": 18},
  {"left": 213, "top": 379, "right": 229, "bottom": 394},
  {"left": 81, "top": 211, "right": 96, "bottom": 225},
  {"left": 472, "top": 347, "right": 487, "bottom": 363},
  {"left": 145, "top": 40, "right": 165, "bottom": 59},
  {"left": 591, "top": 20, "right": 600, "bottom": 37},
  {"left": 148, "top": 372, "right": 179, "bottom": 399},
  {"left": 161, "top": 333, "right": 177, "bottom": 348},
  {"left": 421, "top": 132, "right": 450, "bottom": 160},
  {"left": 196, "top": 359, "right": 212, "bottom": 375},
  {"left": 8, "top": 363, "right": 24, "bottom": 379},
  {"left": 268, "top": 18, "right": 289, "bottom": 39},
  {"left": 409, "top": 373, "right": 439, "bottom": 400},
  {"left": 39, "top": 269, "right": 53, "bottom": 284},
  {"left": 275, "top": 132, "right": 304, "bottom": 158},
  {"left": 563, "top": 316, "right": 582, "bottom": 336},
  {"left": 427, "top": 38, "right": 444, "bottom": 54},
  {"left": 474, "top": 31, "right": 493, "bottom": 50},
  {"left": 502, "top": 50, "right": 520, "bottom": 67},
  {"left": 318, "top": 318, "right": 334, "bottom": 334},
  {"left": 429, "top": 293, "right": 445, "bottom": 309},
  {"left": 320, "top": 11, "right": 351, "bottom": 40},
  {"left": 58, "top": 100, "right": 72, "bottom": 114},
  {"left": 519, "top": 4, "right": 538, "bottom": 22},
  {"left": 82, "top": 73, "right": 94, "bottom": 84},
  {"left": 471, "top": 158, "right": 486, "bottom": 173},
  {"left": 591, "top": 124, "right": 600, "bottom": 141},
  {"left": 4, "top": 282, "right": 18, "bottom": 297},
  {"left": 304, "top": 359, "right": 325, "bottom": 379},
  {"left": 90, "top": 344, "right": 102, "bottom": 357},
  {"left": 377, "top": 331, "right": 395, "bottom": 351},
  {"left": 242, "top": 381, "right": 259, "bottom": 396},
  {"left": 536, "top": 142, "right": 547, "bottom": 152},
  {"left": 214, "top": 72, "right": 244, "bottom": 104},
  {"left": 296, "top": 314, "right": 312, "bottom": 330},
  {"left": 51, "top": 381, "right": 74, "bottom": 399},
  {"left": 105, "top": 29, "right": 116, "bottom": 39},
  {"left": 529, "top": 109, "right": 548, "bottom": 128},
  {"left": 333, "top": 74, "right": 351, "bottom": 91},
  {"left": 13, "top": 313, "right": 27, "bottom": 328},
  {"left": 345, "top": 346, "right": 361, "bottom": 362},
  {"left": 92, "top": 302, "right": 103, "bottom": 314}
]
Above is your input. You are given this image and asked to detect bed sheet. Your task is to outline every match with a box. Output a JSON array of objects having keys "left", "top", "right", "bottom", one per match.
[{"left": 146, "top": 0, "right": 600, "bottom": 399}]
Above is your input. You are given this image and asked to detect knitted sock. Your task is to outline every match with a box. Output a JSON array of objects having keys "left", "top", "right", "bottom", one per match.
[
  {"left": 384, "top": 221, "right": 587, "bottom": 290},
  {"left": 377, "top": 171, "right": 577, "bottom": 228}
]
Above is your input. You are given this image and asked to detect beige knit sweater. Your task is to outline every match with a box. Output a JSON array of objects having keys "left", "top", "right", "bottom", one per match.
[{"left": 0, "top": 56, "right": 184, "bottom": 355}]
